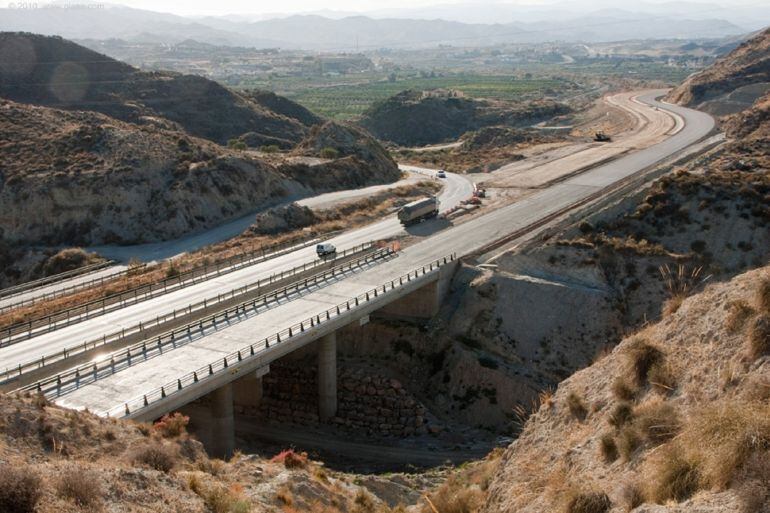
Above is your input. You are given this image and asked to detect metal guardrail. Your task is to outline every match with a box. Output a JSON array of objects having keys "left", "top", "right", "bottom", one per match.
[
  {"left": 105, "top": 252, "right": 456, "bottom": 419},
  {"left": 0, "top": 236, "right": 328, "bottom": 345},
  {"left": 2, "top": 242, "right": 382, "bottom": 384},
  {"left": 19, "top": 246, "right": 401, "bottom": 395},
  {"left": 0, "top": 260, "right": 116, "bottom": 301}
]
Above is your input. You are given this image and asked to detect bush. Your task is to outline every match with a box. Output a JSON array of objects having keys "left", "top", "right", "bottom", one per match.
[
  {"left": 611, "top": 377, "right": 636, "bottom": 401},
  {"left": 617, "top": 427, "right": 642, "bottom": 461},
  {"left": 625, "top": 340, "right": 664, "bottom": 386},
  {"left": 599, "top": 433, "right": 618, "bottom": 463},
  {"left": 154, "top": 412, "right": 189, "bottom": 438},
  {"left": 608, "top": 402, "right": 634, "bottom": 429},
  {"left": 757, "top": 277, "right": 770, "bottom": 312},
  {"left": 227, "top": 139, "right": 247, "bottom": 150},
  {"left": 56, "top": 467, "right": 102, "bottom": 509},
  {"left": 619, "top": 483, "right": 644, "bottom": 511},
  {"left": 270, "top": 449, "right": 307, "bottom": 469},
  {"left": 747, "top": 314, "right": 770, "bottom": 360},
  {"left": 319, "top": 146, "right": 340, "bottom": 159},
  {"left": 131, "top": 443, "right": 177, "bottom": 473},
  {"left": 647, "top": 449, "right": 701, "bottom": 503},
  {"left": 260, "top": 144, "right": 280, "bottom": 153},
  {"left": 0, "top": 466, "right": 42, "bottom": 513},
  {"left": 566, "top": 392, "right": 588, "bottom": 421},
  {"left": 566, "top": 492, "right": 611, "bottom": 513},
  {"left": 634, "top": 400, "right": 680, "bottom": 444},
  {"left": 203, "top": 485, "right": 251, "bottom": 513},
  {"left": 726, "top": 300, "right": 755, "bottom": 333}
]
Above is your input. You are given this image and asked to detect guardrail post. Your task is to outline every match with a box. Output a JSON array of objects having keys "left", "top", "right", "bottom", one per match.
[
  {"left": 193, "top": 372, "right": 198, "bottom": 382},
  {"left": 125, "top": 404, "right": 130, "bottom": 415},
  {"left": 143, "top": 395, "right": 148, "bottom": 406},
  {"left": 178, "top": 379, "right": 182, "bottom": 390},
  {"left": 326, "top": 311, "right": 330, "bottom": 320},
  {"left": 161, "top": 387, "right": 166, "bottom": 398},
  {"left": 209, "top": 364, "right": 214, "bottom": 375}
]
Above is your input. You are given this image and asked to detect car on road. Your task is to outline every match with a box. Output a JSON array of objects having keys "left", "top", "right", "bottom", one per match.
[
  {"left": 437, "top": 170, "right": 447, "bottom": 178},
  {"left": 316, "top": 243, "right": 336, "bottom": 257}
]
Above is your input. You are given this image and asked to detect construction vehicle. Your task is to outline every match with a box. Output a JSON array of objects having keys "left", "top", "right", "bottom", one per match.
[
  {"left": 594, "top": 131, "right": 612, "bottom": 142},
  {"left": 397, "top": 197, "right": 439, "bottom": 226}
]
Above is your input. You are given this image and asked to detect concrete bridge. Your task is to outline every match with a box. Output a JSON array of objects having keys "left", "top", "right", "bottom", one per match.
[{"left": 8, "top": 92, "right": 715, "bottom": 458}]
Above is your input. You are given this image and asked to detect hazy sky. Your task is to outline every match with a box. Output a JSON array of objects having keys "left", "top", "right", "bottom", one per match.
[{"left": 1, "top": 0, "right": 765, "bottom": 16}]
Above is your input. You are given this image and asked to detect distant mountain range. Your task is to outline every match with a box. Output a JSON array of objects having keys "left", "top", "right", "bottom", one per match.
[{"left": 0, "top": 1, "right": 764, "bottom": 50}]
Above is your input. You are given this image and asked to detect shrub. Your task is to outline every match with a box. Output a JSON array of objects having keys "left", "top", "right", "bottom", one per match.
[
  {"left": 227, "top": 139, "right": 247, "bottom": 150},
  {"left": 260, "top": 144, "right": 280, "bottom": 153},
  {"left": 270, "top": 449, "right": 307, "bottom": 469},
  {"left": 747, "top": 315, "right": 770, "bottom": 360},
  {"left": 352, "top": 489, "right": 376, "bottom": 513},
  {"left": 131, "top": 443, "right": 177, "bottom": 473},
  {"left": 617, "top": 427, "right": 642, "bottom": 461},
  {"left": 319, "top": 146, "right": 340, "bottom": 159},
  {"left": 619, "top": 483, "right": 643, "bottom": 511},
  {"left": 566, "top": 392, "right": 588, "bottom": 421},
  {"left": 611, "top": 377, "right": 636, "bottom": 401},
  {"left": 203, "top": 485, "right": 251, "bottom": 513},
  {"left": 625, "top": 340, "right": 663, "bottom": 386},
  {"left": 56, "top": 467, "right": 102, "bottom": 509},
  {"left": 565, "top": 492, "right": 611, "bottom": 513},
  {"left": 726, "top": 300, "right": 756, "bottom": 333},
  {"left": 647, "top": 449, "right": 701, "bottom": 503},
  {"left": 608, "top": 402, "right": 634, "bottom": 429},
  {"left": 757, "top": 277, "right": 770, "bottom": 312},
  {"left": 0, "top": 466, "right": 42, "bottom": 513},
  {"left": 154, "top": 412, "right": 189, "bottom": 438},
  {"left": 634, "top": 400, "right": 680, "bottom": 444},
  {"left": 599, "top": 433, "right": 618, "bottom": 463},
  {"left": 647, "top": 361, "right": 677, "bottom": 394},
  {"left": 424, "top": 487, "right": 483, "bottom": 513}
]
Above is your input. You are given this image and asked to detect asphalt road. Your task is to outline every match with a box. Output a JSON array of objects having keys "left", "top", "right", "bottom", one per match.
[
  {"left": 52, "top": 91, "right": 715, "bottom": 415},
  {"left": 0, "top": 168, "right": 471, "bottom": 373}
]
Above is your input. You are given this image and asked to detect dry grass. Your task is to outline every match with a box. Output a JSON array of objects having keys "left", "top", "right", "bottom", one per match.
[
  {"left": 608, "top": 402, "right": 634, "bottom": 429},
  {"left": 153, "top": 412, "right": 189, "bottom": 438},
  {"left": 619, "top": 483, "right": 643, "bottom": 512},
  {"left": 0, "top": 465, "right": 42, "bottom": 513},
  {"left": 633, "top": 399, "right": 680, "bottom": 444},
  {"left": 276, "top": 486, "right": 293, "bottom": 506},
  {"left": 201, "top": 484, "right": 251, "bottom": 513},
  {"left": 566, "top": 392, "right": 588, "bottom": 421},
  {"left": 624, "top": 340, "right": 665, "bottom": 388},
  {"left": 646, "top": 448, "right": 701, "bottom": 503},
  {"left": 420, "top": 449, "right": 502, "bottom": 513},
  {"left": 56, "top": 466, "right": 102, "bottom": 509},
  {"left": 565, "top": 491, "right": 611, "bottom": 513},
  {"left": 611, "top": 377, "right": 636, "bottom": 401},
  {"left": 270, "top": 449, "right": 308, "bottom": 469},
  {"left": 130, "top": 442, "right": 177, "bottom": 473},
  {"left": 726, "top": 300, "right": 756, "bottom": 333},
  {"left": 747, "top": 314, "right": 770, "bottom": 360},
  {"left": 659, "top": 264, "right": 707, "bottom": 316},
  {"left": 617, "top": 427, "right": 642, "bottom": 461},
  {"left": 757, "top": 277, "right": 770, "bottom": 312},
  {"left": 598, "top": 433, "right": 618, "bottom": 463}
]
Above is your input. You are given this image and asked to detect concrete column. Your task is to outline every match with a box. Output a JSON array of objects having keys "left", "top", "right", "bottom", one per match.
[
  {"left": 318, "top": 332, "right": 337, "bottom": 421},
  {"left": 209, "top": 382, "right": 234, "bottom": 460}
]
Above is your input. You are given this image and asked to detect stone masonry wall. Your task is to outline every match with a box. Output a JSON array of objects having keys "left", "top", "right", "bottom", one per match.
[{"left": 252, "top": 361, "right": 438, "bottom": 437}]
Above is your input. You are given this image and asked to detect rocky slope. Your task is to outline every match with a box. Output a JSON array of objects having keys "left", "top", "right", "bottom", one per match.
[
  {"left": 0, "top": 32, "right": 315, "bottom": 147},
  {"left": 358, "top": 89, "right": 569, "bottom": 146},
  {"left": 668, "top": 27, "right": 770, "bottom": 115},
  {"left": 0, "top": 100, "right": 399, "bottom": 248},
  {"left": 482, "top": 264, "right": 770, "bottom": 512}
]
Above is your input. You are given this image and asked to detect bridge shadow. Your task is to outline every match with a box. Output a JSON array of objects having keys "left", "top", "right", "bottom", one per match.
[{"left": 403, "top": 217, "right": 452, "bottom": 237}]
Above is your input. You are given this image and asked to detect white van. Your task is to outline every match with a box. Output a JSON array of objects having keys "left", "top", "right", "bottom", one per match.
[{"left": 316, "top": 243, "right": 336, "bottom": 257}]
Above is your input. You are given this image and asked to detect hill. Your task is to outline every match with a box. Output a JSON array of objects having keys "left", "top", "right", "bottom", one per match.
[
  {"left": 358, "top": 89, "right": 570, "bottom": 146},
  {"left": 481, "top": 264, "right": 770, "bottom": 512},
  {"left": 0, "top": 99, "right": 399, "bottom": 248},
  {"left": 668, "top": 27, "right": 770, "bottom": 115},
  {"left": 0, "top": 32, "right": 314, "bottom": 147}
]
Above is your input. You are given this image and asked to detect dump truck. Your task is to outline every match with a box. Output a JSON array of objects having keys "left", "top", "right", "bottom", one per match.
[{"left": 397, "top": 196, "right": 439, "bottom": 226}]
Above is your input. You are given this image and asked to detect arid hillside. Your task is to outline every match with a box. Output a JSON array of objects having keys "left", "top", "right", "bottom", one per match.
[
  {"left": 482, "top": 264, "right": 770, "bottom": 513},
  {"left": 0, "top": 32, "right": 314, "bottom": 147},
  {"left": 358, "top": 89, "right": 569, "bottom": 146},
  {"left": 668, "top": 27, "right": 770, "bottom": 114},
  {"left": 0, "top": 100, "right": 399, "bottom": 247}
]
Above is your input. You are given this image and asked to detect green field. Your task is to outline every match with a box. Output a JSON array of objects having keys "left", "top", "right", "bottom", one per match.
[{"left": 236, "top": 74, "right": 565, "bottom": 119}]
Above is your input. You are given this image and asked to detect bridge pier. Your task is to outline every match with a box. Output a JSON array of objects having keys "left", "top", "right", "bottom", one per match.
[
  {"left": 209, "top": 383, "right": 234, "bottom": 460},
  {"left": 233, "top": 366, "right": 269, "bottom": 412},
  {"left": 318, "top": 332, "right": 337, "bottom": 421}
]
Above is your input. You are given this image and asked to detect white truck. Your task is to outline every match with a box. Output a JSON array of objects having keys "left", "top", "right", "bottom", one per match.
[
  {"left": 316, "top": 242, "right": 336, "bottom": 257},
  {"left": 397, "top": 196, "right": 440, "bottom": 226}
]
